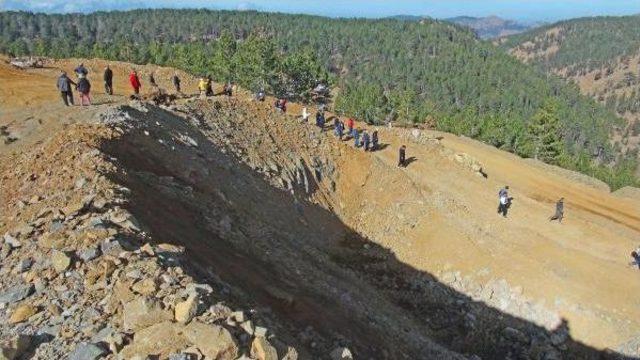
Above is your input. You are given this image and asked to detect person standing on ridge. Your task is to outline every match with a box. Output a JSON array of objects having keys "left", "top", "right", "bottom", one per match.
[
  {"left": 129, "top": 70, "right": 142, "bottom": 96},
  {"left": 346, "top": 118, "right": 355, "bottom": 137},
  {"left": 398, "top": 145, "right": 407, "bottom": 167},
  {"left": 353, "top": 128, "right": 361, "bottom": 147},
  {"left": 77, "top": 76, "right": 92, "bottom": 106},
  {"left": 362, "top": 130, "right": 371, "bottom": 151},
  {"left": 198, "top": 76, "right": 207, "bottom": 98},
  {"left": 74, "top": 63, "right": 88, "bottom": 78},
  {"left": 205, "top": 75, "right": 214, "bottom": 97},
  {"left": 498, "top": 185, "right": 510, "bottom": 218},
  {"left": 549, "top": 198, "right": 564, "bottom": 223},
  {"left": 172, "top": 73, "right": 181, "bottom": 93},
  {"left": 334, "top": 118, "right": 344, "bottom": 139},
  {"left": 315, "top": 111, "right": 325, "bottom": 131},
  {"left": 56, "top": 70, "right": 76, "bottom": 106},
  {"left": 371, "top": 130, "right": 379, "bottom": 151},
  {"left": 103, "top": 65, "right": 113, "bottom": 95},
  {"left": 149, "top": 72, "right": 158, "bottom": 90}
]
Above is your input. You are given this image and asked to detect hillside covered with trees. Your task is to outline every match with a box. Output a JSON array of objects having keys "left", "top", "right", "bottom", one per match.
[
  {"left": 501, "top": 15, "right": 640, "bottom": 171},
  {"left": 0, "top": 9, "right": 636, "bottom": 188}
]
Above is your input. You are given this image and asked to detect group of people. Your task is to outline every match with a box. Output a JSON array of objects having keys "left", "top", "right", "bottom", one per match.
[
  {"left": 198, "top": 76, "right": 233, "bottom": 98},
  {"left": 56, "top": 63, "right": 92, "bottom": 106},
  {"left": 57, "top": 62, "right": 187, "bottom": 106},
  {"left": 497, "top": 185, "right": 564, "bottom": 223}
]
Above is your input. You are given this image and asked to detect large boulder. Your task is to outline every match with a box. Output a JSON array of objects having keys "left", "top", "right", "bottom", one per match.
[
  {"left": 174, "top": 294, "right": 198, "bottom": 324},
  {"left": 120, "top": 321, "right": 188, "bottom": 359},
  {"left": 122, "top": 297, "right": 172, "bottom": 331},
  {"left": 183, "top": 322, "right": 238, "bottom": 360}
]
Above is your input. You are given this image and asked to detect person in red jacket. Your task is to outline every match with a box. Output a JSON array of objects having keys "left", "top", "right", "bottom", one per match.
[
  {"left": 346, "top": 118, "right": 355, "bottom": 137},
  {"left": 129, "top": 70, "right": 141, "bottom": 95}
]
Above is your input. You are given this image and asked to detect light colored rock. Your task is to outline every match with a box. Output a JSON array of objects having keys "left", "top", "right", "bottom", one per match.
[
  {"left": 51, "top": 250, "right": 71, "bottom": 273},
  {"left": 251, "top": 336, "right": 278, "bottom": 360},
  {"left": 183, "top": 321, "right": 238, "bottom": 360},
  {"left": 132, "top": 278, "right": 158, "bottom": 296},
  {"left": 120, "top": 321, "right": 189, "bottom": 359},
  {"left": 9, "top": 304, "right": 38, "bottom": 324},
  {"left": 175, "top": 294, "right": 199, "bottom": 324},
  {"left": 330, "top": 347, "right": 353, "bottom": 360},
  {"left": 123, "top": 297, "right": 172, "bottom": 331}
]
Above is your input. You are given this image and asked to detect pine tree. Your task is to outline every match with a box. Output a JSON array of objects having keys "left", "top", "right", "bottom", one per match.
[{"left": 526, "top": 100, "right": 564, "bottom": 164}]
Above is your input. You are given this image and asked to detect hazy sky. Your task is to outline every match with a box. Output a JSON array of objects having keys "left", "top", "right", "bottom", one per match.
[{"left": 2, "top": 0, "right": 640, "bottom": 21}]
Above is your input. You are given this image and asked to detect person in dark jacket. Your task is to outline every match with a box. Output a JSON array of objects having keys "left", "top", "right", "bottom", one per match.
[
  {"left": 362, "top": 130, "right": 371, "bottom": 151},
  {"left": 149, "top": 72, "right": 158, "bottom": 89},
  {"left": 56, "top": 71, "right": 76, "bottom": 106},
  {"left": 371, "top": 130, "right": 379, "bottom": 151},
  {"left": 74, "top": 63, "right": 88, "bottom": 78},
  {"left": 223, "top": 81, "right": 233, "bottom": 96},
  {"left": 315, "top": 112, "right": 325, "bottom": 131},
  {"left": 631, "top": 250, "right": 640, "bottom": 270},
  {"left": 205, "top": 75, "right": 214, "bottom": 97},
  {"left": 103, "top": 66, "right": 113, "bottom": 95},
  {"left": 549, "top": 198, "right": 564, "bottom": 223},
  {"left": 334, "top": 118, "right": 344, "bottom": 139},
  {"left": 172, "top": 74, "right": 181, "bottom": 93},
  {"left": 398, "top": 145, "right": 407, "bottom": 167},
  {"left": 77, "top": 77, "right": 92, "bottom": 106},
  {"left": 498, "top": 186, "right": 510, "bottom": 218}
]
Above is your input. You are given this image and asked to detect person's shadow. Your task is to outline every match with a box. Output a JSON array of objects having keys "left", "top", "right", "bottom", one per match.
[{"left": 404, "top": 156, "right": 418, "bottom": 167}]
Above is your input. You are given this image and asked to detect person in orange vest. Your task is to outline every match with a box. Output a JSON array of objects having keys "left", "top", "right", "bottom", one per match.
[{"left": 129, "top": 70, "right": 141, "bottom": 95}]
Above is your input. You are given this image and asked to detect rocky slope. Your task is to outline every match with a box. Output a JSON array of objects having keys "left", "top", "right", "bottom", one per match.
[{"left": 1, "top": 58, "right": 640, "bottom": 359}]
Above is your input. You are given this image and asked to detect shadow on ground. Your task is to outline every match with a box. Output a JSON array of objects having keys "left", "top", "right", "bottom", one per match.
[{"left": 100, "top": 104, "right": 633, "bottom": 359}]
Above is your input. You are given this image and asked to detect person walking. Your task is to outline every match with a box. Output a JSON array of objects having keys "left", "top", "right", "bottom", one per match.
[
  {"left": 362, "top": 130, "right": 371, "bottom": 151},
  {"left": 172, "top": 73, "right": 181, "bottom": 93},
  {"left": 56, "top": 71, "right": 76, "bottom": 106},
  {"left": 549, "top": 198, "right": 564, "bottom": 223},
  {"left": 371, "top": 130, "right": 379, "bottom": 151},
  {"left": 398, "top": 145, "right": 407, "bottom": 167},
  {"left": 498, "top": 186, "right": 510, "bottom": 218},
  {"left": 77, "top": 77, "right": 92, "bottom": 106},
  {"left": 301, "top": 107, "right": 310, "bottom": 123},
  {"left": 129, "top": 70, "right": 142, "bottom": 95},
  {"left": 103, "top": 65, "right": 113, "bottom": 95}
]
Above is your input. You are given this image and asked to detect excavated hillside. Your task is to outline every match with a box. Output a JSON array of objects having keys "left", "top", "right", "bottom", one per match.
[{"left": 1, "top": 58, "right": 640, "bottom": 359}]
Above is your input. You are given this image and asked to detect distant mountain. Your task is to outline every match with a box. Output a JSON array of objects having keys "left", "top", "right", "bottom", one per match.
[{"left": 446, "top": 16, "right": 537, "bottom": 39}]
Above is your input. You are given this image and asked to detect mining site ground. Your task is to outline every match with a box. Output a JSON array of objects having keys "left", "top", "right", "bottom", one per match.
[{"left": 1, "top": 57, "right": 640, "bottom": 359}]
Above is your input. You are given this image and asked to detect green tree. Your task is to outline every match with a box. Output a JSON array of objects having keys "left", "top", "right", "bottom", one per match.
[{"left": 526, "top": 100, "right": 564, "bottom": 164}]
